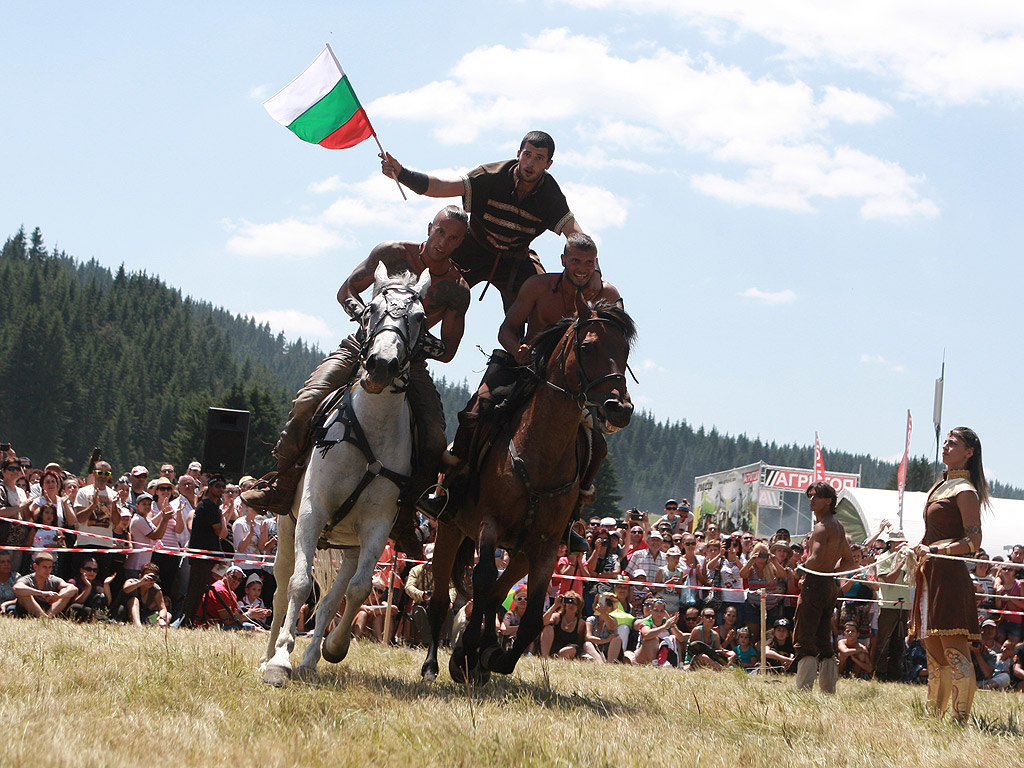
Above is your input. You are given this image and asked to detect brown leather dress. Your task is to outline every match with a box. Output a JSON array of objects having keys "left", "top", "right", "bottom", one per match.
[{"left": 910, "top": 472, "right": 981, "bottom": 641}]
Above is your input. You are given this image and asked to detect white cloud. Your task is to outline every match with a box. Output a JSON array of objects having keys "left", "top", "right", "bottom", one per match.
[
  {"left": 561, "top": 183, "right": 629, "bottom": 230},
  {"left": 563, "top": 0, "right": 1024, "bottom": 105},
  {"left": 249, "top": 84, "right": 271, "bottom": 101},
  {"left": 859, "top": 353, "right": 905, "bottom": 373},
  {"left": 309, "top": 176, "right": 342, "bottom": 194},
  {"left": 223, "top": 218, "right": 343, "bottom": 258},
  {"left": 739, "top": 287, "right": 797, "bottom": 305},
  {"left": 248, "top": 309, "right": 336, "bottom": 342},
  {"left": 368, "top": 28, "right": 936, "bottom": 219}
]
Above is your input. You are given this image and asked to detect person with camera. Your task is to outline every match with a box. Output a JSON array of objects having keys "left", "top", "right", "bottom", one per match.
[
  {"left": 120, "top": 562, "right": 170, "bottom": 627},
  {"left": 125, "top": 492, "right": 175, "bottom": 580},
  {"left": 625, "top": 597, "right": 679, "bottom": 665},
  {"left": 584, "top": 518, "right": 621, "bottom": 614},
  {"left": 540, "top": 591, "right": 587, "bottom": 659},
  {"left": 586, "top": 592, "right": 624, "bottom": 662},
  {"left": 627, "top": 530, "right": 667, "bottom": 586},
  {"left": 72, "top": 460, "right": 120, "bottom": 582},
  {"left": 1, "top": 451, "right": 33, "bottom": 573}
]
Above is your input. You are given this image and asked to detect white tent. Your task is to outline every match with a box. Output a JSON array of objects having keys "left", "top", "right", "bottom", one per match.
[{"left": 836, "top": 487, "right": 1023, "bottom": 556}]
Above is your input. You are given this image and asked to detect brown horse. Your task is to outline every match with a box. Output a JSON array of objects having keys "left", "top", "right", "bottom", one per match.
[{"left": 421, "top": 294, "right": 635, "bottom": 682}]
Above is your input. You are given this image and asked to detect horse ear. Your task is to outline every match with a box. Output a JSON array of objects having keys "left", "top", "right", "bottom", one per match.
[
  {"left": 373, "top": 261, "right": 389, "bottom": 287},
  {"left": 573, "top": 287, "right": 592, "bottom": 318},
  {"left": 414, "top": 268, "right": 432, "bottom": 299}
]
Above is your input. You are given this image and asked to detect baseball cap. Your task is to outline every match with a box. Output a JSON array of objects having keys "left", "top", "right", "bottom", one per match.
[
  {"left": 647, "top": 530, "right": 663, "bottom": 540},
  {"left": 130, "top": 465, "right": 149, "bottom": 477},
  {"left": 666, "top": 546, "right": 682, "bottom": 557},
  {"left": 224, "top": 565, "right": 244, "bottom": 578},
  {"left": 600, "top": 517, "right": 616, "bottom": 527},
  {"left": 134, "top": 492, "right": 154, "bottom": 504},
  {"left": 774, "top": 618, "right": 790, "bottom": 628},
  {"left": 664, "top": 499, "right": 678, "bottom": 507},
  {"left": 982, "top": 618, "right": 998, "bottom": 628},
  {"left": 33, "top": 551, "right": 54, "bottom": 563},
  {"left": 188, "top": 461, "right": 202, "bottom": 472},
  {"left": 245, "top": 573, "right": 263, "bottom": 587}
]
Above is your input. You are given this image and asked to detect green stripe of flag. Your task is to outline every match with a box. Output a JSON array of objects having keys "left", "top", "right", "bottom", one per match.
[{"left": 286, "top": 75, "right": 363, "bottom": 145}]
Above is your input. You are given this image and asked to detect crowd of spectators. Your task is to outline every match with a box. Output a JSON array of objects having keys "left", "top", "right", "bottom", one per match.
[
  {"left": 0, "top": 451, "right": 276, "bottom": 630},
  {"left": 4, "top": 457, "right": 1024, "bottom": 692}
]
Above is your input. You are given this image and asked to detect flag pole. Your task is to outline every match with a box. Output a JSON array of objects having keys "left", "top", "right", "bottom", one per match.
[{"left": 324, "top": 43, "right": 407, "bottom": 201}]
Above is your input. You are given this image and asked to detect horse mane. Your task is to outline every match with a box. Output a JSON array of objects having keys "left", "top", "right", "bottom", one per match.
[
  {"left": 375, "top": 269, "right": 418, "bottom": 294},
  {"left": 530, "top": 300, "right": 637, "bottom": 372}
]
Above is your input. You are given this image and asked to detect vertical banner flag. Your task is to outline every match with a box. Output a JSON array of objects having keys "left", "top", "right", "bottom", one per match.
[
  {"left": 813, "top": 432, "right": 826, "bottom": 483},
  {"left": 897, "top": 410, "right": 913, "bottom": 523},
  {"left": 264, "top": 45, "right": 375, "bottom": 149}
]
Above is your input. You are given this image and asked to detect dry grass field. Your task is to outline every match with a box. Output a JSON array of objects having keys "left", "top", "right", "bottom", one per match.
[{"left": 1, "top": 619, "right": 1023, "bottom": 768}]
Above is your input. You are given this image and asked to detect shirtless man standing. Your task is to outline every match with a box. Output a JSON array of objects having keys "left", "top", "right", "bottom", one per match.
[
  {"left": 793, "top": 481, "right": 854, "bottom": 692},
  {"left": 242, "top": 206, "right": 471, "bottom": 553}
]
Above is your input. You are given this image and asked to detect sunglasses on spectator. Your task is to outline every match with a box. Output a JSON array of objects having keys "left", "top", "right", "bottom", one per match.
[
  {"left": 82, "top": 566, "right": 97, "bottom": 572},
  {"left": 702, "top": 612, "right": 715, "bottom": 618},
  {"left": 685, "top": 615, "right": 700, "bottom": 621},
  {"left": 2, "top": 465, "right": 21, "bottom": 471},
  {"left": 514, "top": 596, "right": 527, "bottom": 602},
  {"left": 95, "top": 470, "right": 112, "bottom": 477}
]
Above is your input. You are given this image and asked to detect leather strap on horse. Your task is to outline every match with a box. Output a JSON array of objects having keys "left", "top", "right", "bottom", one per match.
[
  {"left": 505, "top": 422, "right": 581, "bottom": 555},
  {"left": 316, "top": 386, "right": 410, "bottom": 543}
]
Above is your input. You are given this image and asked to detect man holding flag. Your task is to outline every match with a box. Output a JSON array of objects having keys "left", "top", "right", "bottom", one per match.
[{"left": 380, "top": 131, "right": 590, "bottom": 310}]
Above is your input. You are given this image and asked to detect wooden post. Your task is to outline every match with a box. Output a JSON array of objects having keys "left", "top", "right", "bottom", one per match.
[
  {"left": 759, "top": 589, "right": 767, "bottom": 675},
  {"left": 382, "top": 551, "right": 398, "bottom": 643}
]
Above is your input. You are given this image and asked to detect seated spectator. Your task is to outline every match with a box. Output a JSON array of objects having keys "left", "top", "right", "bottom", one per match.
[
  {"left": 120, "top": 562, "right": 171, "bottom": 627},
  {"left": 987, "top": 639, "right": 1018, "bottom": 690},
  {"left": 685, "top": 607, "right": 733, "bottom": 670},
  {"left": 500, "top": 586, "right": 529, "bottom": 649},
  {"left": 195, "top": 565, "right": 260, "bottom": 630},
  {"left": 405, "top": 544, "right": 456, "bottom": 646},
  {"left": 760, "top": 617, "right": 796, "bottom": 673},
  {"left": 540, "top": 591, "right": 586, "bottom": 659},
  {"left": 733, "top": 627, "right": 759, "bottom": 671},
  {"left": 239, "top": 572, "right": 272, "bottom": 625},
  {"left": 626, "top": 598, "right": 678, "bottom": 666},
  {"left": 1012, "top": 640, "right": 1024, "bottom": 690},
  {"left": 837, "top": 620, "right": 873, "bottom": 679},
  {"left": 0, "top": 551, "right": 21, "bottom": 614},
  {"left": 715, "top": 604, "right": 740, "bottom": 650},
  {"left": 971, "top": 619, "right": 1004, "bottom": 690},
  {"left": 12, "top": 551, "right": 76, "bottom": 617},
  {"left": 68, "top": 557, "right": 115, "bottom": 621},
  {"left": 350, "top": 572, "right": 396, "bottom": 642},
  {"left": 585, "top": 592, "right": 624, "bottom": 663}
]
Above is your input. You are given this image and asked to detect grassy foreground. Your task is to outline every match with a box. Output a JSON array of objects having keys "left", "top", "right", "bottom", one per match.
[{"left": 1, "top": 620, "right": 1023, "bottom": 768}]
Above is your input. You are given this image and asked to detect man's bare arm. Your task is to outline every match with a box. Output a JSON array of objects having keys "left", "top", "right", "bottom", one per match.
[
  {"left": 380, "top": 152, "right": 464, "bottom": 198},
  {"left": 498, "top": 278, "right": 545, "bottom": 359},
  {"left": 336, "top": 243, "right": 409, "bottom": 315}
]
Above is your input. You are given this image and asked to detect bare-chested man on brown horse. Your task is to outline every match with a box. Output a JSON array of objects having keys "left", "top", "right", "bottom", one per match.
[{"left": 419, "top": 233, "right": 621, "bottom": 547}]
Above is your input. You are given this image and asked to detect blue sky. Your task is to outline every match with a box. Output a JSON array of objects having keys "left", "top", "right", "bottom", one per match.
[{"left": 3, "top": 2, "right": 1022, "bottom": 486}]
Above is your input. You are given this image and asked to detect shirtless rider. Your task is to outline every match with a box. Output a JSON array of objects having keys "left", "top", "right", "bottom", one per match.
[
  {"left": 418, "top": 233, "right": 620, "bottom": 550},
  {"left": 241, "top": 206, "right": 471, "bottom": 554},
  {"left": 793, "top": 481, "right": 854, "bottom": 693}
]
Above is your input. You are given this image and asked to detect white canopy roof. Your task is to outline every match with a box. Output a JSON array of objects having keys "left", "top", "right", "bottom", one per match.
[{"left": 836, "top": 487, "right": 1022, "bottom": 556}]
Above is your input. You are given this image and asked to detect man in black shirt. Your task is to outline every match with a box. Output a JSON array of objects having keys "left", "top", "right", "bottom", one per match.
[
  {"left": 381, "top": 131, "right": 588, "bottom": 310},
  {"left": 180, "top": 476, "right": 227, "bottom": 627}
]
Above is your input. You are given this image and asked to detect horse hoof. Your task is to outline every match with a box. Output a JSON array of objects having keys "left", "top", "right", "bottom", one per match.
[
  {"left": 322, "top": 641, "right": 349, "bottom": 664},
  {"left": 263, "top": 664, "right": 292, "bottom": 687},
  {"left": 480, "top": 645, "right": 501, "bottom": 672},
  {"left": 421, "top": 663, "right": 438, "bottom": 682},
  {"left": 449, "top": 652, "right": 467, "bottom": 684}
]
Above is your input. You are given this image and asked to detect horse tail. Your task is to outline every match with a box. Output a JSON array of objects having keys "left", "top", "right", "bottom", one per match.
[{"left": 452, "top": 536, "right": 475, "bottom": 602}]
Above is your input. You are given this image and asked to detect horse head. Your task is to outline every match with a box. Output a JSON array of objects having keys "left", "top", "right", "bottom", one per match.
[
  {"left": 534, "top": 293, "right": 635, "bottom": 432},
  {"left": 359, "top": 263, "right": 430, "bottom": 394}
]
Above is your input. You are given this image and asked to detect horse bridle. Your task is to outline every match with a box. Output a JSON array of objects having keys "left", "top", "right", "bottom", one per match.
[
  {"left": 540, "top": 315, "right": 632, "bottom": 408},
  {"left": 358, "top": 283, "right": 426, "bottom": 379}
]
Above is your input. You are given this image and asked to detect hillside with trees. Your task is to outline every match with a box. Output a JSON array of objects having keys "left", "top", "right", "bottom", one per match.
[{"left": 3, "top": 225, "right": 1021, "bottom": 508}]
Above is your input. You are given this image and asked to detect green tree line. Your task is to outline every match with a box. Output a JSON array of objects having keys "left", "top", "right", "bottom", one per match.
[{"left": 4, "top": 225, "right": 1020, "bottom": 508}]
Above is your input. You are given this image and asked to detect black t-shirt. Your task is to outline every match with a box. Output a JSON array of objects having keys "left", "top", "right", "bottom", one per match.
[
  {"left": 189, "top": 499, "right": 222, "bottom": 553},
  {"left": 462, "top": 160, "right": 573, "bottom": 255}
]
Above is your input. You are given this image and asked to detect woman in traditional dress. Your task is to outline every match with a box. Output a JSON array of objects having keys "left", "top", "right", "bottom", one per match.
[{"left": 912, "top": 427, "right": 985, "bottom": 723}]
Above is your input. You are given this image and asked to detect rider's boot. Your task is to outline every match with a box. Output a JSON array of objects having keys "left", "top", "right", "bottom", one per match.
[
  {"left": 416, "top": 469, "right": 469, "bottom": 525},
  {"left": 241, "top": 455, "right": 305, "bottom": 515},
  {"left": 562, "top": 523, "right": 591, "bottom": 555},
  {"left": 389, "top": 500, "right": 424, "bottom": 561}
]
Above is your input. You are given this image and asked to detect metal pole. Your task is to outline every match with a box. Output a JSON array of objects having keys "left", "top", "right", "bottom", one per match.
[
  {"left": 382, "top": 551, "right": 398, "bottom": 643},
  {"left": 759, "top": 589, "right": 767, "bottom": 674}
]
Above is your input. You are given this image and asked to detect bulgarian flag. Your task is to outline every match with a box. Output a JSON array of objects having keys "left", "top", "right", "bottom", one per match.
[{"left": 264, "top": 45, "right": 375, "bottom": 149}]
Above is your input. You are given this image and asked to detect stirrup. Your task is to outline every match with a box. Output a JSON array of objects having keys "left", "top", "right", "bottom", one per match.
[{"left": 416, "top": 484, "right": 454, "bottom": 524}]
